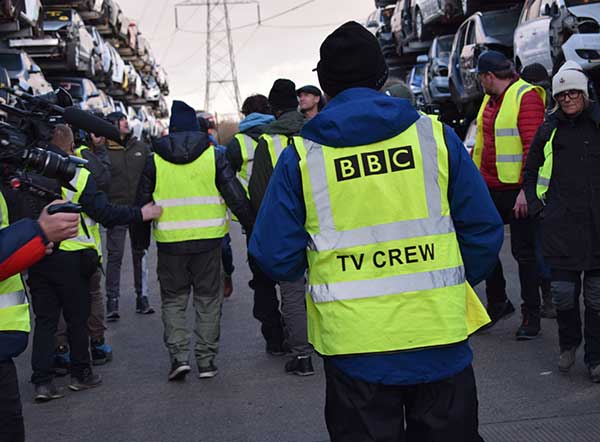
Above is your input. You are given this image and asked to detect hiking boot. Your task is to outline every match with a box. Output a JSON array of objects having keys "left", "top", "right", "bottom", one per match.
[
  {"left": 559, "top": 348, "right": 578, "bottom": 373},
  {"left": 135, "top": 296, "right": 155, "bottom": 315},
  {"left": 285, "top": 355, "right": 315, "bottom": 377},
  {"left": 197, "top": 363, "right": 218, "bottom": 379},
  {"left": 53, "top": 345, "right": 70, "bottom": 377},
  {"left": 516, "top": 312, "right": 541, "bottom": 340},
  {"left": 168, "top": 361, "right": 191, "bottom": 381},
  {"left": 91, "top": 338, "right": 113, "bottom": 366},
  {"left": 481, "top": 300, "right": 515, "bottom": 330},
  {"left": 34, "top": 382, "right": 64, "bottom": 403},
  {"left": 589, "top": 365, "right": 600, "bottom": 383},
  {"left": 541, "top": 284, "right": 557, "bottom": 319},
  {"left": 68, "top": 368, "right": 102, "bottom": 392},
  {"left": 106, "top": 298, "right": 120, "bottom": 322},
  {"left": 223, "top": 276, "right": 233, "bottom": 298}
]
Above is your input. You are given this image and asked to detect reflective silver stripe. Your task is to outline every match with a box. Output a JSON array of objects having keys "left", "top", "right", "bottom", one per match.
[
  {"left": 496, "top": 154, "right": 523, "bottom": 163},
  {"left": 155, "top": 218, "right": 227, "bottom": 231},
  {"left": 156, "top": 196, "right": 224, "bottom": 208},
  {"left": 241, "top": 134, "right": 255, "bottom": 178},
  {"left": 271, "top": 135, "right": 285, "bottom": 161},
  {"left": 310, "top": 266, "right": 465, "bottom": 303},
  {"left": 72, "top": 234, "right": 95, "bottom": 244},
  {"left": 515, "top": 84, "right": 530, "bottom": 101},
  {"left": 0, "top": 290, "right": 27, "bottom": 309},
  {"left": 537, "top": 176, "right": 550, "bottom": 187},
  {"left": 63, "top": 168, "right": 83, "bottom": 201},
  {"left": 304, "top": 116, "right": 453, "bottom": 252},
  {"left": 495, "top": 128, "right": 520, "bottom": 137}
]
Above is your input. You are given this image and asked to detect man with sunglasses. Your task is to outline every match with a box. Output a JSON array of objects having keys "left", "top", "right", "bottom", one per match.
[{"left": 472, "top": 50, "right": 547, "bottom": 339}]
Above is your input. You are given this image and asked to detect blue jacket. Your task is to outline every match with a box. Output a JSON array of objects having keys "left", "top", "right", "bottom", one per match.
[{"left": 249, "top": 87, "right": 503, "bottom": 385}]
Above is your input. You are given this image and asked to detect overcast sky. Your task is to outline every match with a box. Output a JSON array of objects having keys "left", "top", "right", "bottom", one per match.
[{"left": 118, "top": 0, "right": 374, "bottom": 118}]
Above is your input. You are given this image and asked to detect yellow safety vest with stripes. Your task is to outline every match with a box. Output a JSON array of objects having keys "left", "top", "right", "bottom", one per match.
[
  {"left": 59, "top": 167, "right": 101, "bottom": 255},
  {"left": 260, "top": 134, "right": 290, "bottom": 168},
  {"left": 152, "top": 148, "right": 229, "bottom": 243},
  {"left": 234, "top": 133, "right": 258, "bottom": 191},
  {"left": 473, "top": 78, "right": 546, "bottom": 184},
  {"left": 536, "top": 128, "right": 557, "bottom": 201},
  {"left": 293, "top": 115, "right": 490, "bottom": 356},
  {"left": 0, "top": 192, "right": 30, "bottom": 333}
]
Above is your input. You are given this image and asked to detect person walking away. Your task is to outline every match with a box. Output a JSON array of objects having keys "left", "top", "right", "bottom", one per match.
[
  {"left": 249, "top": 79, "right": 315, "bottom": 375},
  {"left": 472, "top": 50, "right": 546, "bottom": 338},
  {"left": 523, "top": 62, "right": 600, "bottom": 382},
  {"left": 297, "top": 85, "right": 323, "bottom": 120},
  {"left": 105, "top": 112, "right": 153, "bottom": 320},
  {"left": 250, "top": 21, "right": 503, "bottom": 441},
  {"left": 136, "top": 101, "right": 254, "bottom": 381},
  {"left": 24, "top": 125, "right": 162, "bottom": 400}
]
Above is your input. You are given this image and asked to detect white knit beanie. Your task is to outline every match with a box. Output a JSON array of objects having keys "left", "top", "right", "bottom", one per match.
[{"left": 552, "top": 61, "right": 589, "bottom": 98}]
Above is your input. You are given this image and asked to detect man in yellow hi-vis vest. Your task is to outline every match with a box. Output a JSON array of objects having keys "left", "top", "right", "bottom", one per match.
[
  {"left": 249, "top": 21, "right": 504, "bottom": 441},
  {"left": 136, "top": 101, "right": 254, "bottom": 381},
  {"left": 0, "top": 191, "right": 79, "bottom": 442},
  {"left": 472, "top": 50, "right": 546, "bottom": 340}
]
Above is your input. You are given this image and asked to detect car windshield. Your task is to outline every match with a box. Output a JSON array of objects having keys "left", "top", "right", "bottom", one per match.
[
  {"left": 54, "top": 82, "right": 82, "bottom": 99},
  {"left": 437, "top": 37, "right": 453, "bottom": 56},
  {"left": 565, "top": 0, "right": 600, "bottom": 5},
  {"left": 481, "top": 10, "right": 520, "bottom": 39},
  {"left": 0, "top": 54, "right": 22, "bottom": 71}
]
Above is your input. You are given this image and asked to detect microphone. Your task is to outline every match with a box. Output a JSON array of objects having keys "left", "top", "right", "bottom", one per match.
[{"left": 63, "top": 107, "right": 121, "bottom": 143}]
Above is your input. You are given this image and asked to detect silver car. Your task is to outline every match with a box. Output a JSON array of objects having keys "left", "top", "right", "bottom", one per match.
[{"left": 514, "top": 0, "right": 600, "bottom": 76}]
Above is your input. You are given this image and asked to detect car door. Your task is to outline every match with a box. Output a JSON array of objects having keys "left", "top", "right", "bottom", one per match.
[
  {"left": 460, "top": 19, "right": 478, "bottom": 96},
  {"left": 514, "top": 0, "right": 551, "bottom": 69},
  {"left": 450, "top": 20, "right": 468, "bottom": 91}
]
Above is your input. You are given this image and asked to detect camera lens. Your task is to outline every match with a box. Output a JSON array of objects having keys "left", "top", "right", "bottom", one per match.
[{"left": 22, "top": 148, "right": 77, "bottom": 183}]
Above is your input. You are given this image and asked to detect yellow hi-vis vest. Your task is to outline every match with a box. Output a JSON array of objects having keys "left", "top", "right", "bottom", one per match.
[
  {"left": 152, "top": 148, "right": 229, "bottom": 243},
  {"left": 74, "top": 146, "right": 88, "bottom": 158},
  {"left": 59, "top": 168, "right": 101, "bottom": 255},
  {"left": 260, "top": 134, "right": 289, "bottom": 168},
  {"left": 536, "top": 128, "right": 557, "bottom": 201},
  {"left": 0, "top": 192, "right": 30, "bottom": 333},
  {"left": 293, "top": 115, "right": 490, "bottom": 356},
  {"left": 473, "top": 78, "right": 546, "bottom": 184},
  {"left": 234, "top": 133, "right": 258, "bottom": 191}
]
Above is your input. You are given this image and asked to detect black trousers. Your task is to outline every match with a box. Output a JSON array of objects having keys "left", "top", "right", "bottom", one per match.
[
  {"left": 486, "top": 189, "right": 540, "bottom": 315},
  {"left": 0, "top": 359, "right": 24, "bottom": 442},
  {"left": 29, "top": 249, "right": 98, "bottom": 384},
  {"left": 324, "top": 361, "right": 484, "bottom": 442},
  {"left": 248, "top": 255, "right": 284, "bottom": 346},
  {"left": 551, "top": 269, "right": 600, "bottom": 366}
]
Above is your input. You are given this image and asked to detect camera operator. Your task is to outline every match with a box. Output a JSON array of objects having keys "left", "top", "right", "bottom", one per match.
[
  {"left": 0, "top": 197, "right": 79, "bottom": 442},
  {"left": 15, "top": 125, "right": 162, "bottom": 401}
]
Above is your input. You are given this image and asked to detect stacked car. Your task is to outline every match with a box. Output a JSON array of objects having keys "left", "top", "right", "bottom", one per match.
[
  {"left": 0, "top": 0, "right": 170, "bottom": 142},
  {"left": 364, "top": 0, "right": 600, "bottom": 135}
]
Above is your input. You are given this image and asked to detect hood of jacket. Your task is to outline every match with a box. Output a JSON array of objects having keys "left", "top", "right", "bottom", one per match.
[
  {"left": 240, "top": 113, "right": 275, "bottom": 133},
  {"left": 301, "top": 87, "right": 421, "bottom": 147},
  {"left": 152, "top": 131, "right": 210, "bottom": 165},
  {"left": 264, "top": 110, "right": 305, "bottom": 136}
]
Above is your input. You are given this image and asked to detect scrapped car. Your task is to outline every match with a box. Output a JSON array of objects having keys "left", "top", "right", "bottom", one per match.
[
  {"left": 514, "top": 0, "right": 600, "bottom": 77},
  {"left": 421, "top": 34, "right": 454, "bottom": 105},
  {"left": 41, "top": 0, "right": 104, "bottom": 21},
  {"left": 407, "top": 62, "right": 426, "bottom": 107},
  {"left": 142, "top": 74, "right": 160, "bottom": 102},
  {"left": 448, "top": 8, "right": 521, "bottom": 118},
  {"left": 87, "top": 25, "right": 112, "bottom": 82},
  {"left": 124, "top": 63, "right": 142, "bottom": 99},
  {"left": 0, "top": 0, "right": 42, "bottom": 35},
  {"left": 365, "top": 6, "right": 396, "bottom": 57},
  {"left": 48, "top": 76, "right": 104, "bottom": 112},
  {"left": 9, "top": 9, "right": 95, "bottom": 74},
  {"left": 95, "top": 0, "right": 120, "bottom": 35},
  {"left": 0, "top": 49, "right": 52, "bottom": 94}
]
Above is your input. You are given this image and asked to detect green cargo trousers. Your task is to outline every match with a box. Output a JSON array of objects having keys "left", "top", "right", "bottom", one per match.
[{"left": 157, "top": 247, "right": 224, "bottom": 368}]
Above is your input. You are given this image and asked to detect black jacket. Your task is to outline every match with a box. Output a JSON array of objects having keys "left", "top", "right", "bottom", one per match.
[
  {"left": 248, "top": 110, "right": 305, "bottom": 215},
  {"left": 106, "top": 135, "right": 150, "bottom": 205},
  {"left": 225, "top": 124, "right": 267, "bottom": 173},
  {"left": 523, "top": 104, "right": 600, "bottom": 270},
  {"left": 79, "top": 143, "right": 111, "bottom": 193},
  {"left": 136, "top": 130, "right": 254, "bottom": 254}
]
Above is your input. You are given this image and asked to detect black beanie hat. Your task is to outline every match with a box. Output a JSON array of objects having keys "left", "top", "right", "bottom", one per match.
[
  {"left": 268, "top": 79, "right": 298, "bottom": 112},
  {"left": 169, "top": 100, "right": 200, "bottom": 133},
  {"left": 316, "top": 21, "right": 388, "bottom": 97}
]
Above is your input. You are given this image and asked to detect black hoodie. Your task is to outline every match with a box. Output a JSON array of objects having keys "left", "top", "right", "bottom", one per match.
[{"left": 135, "top": 130, "right": 254, "bottom": 254}]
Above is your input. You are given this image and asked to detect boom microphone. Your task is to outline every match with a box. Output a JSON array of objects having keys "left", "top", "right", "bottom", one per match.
[{"left": 63, "top": 107, "right": 121, "bottom": 143}]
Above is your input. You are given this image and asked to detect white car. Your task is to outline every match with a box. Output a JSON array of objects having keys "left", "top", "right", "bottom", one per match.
[{"left": 514, "top": 0, "right": 600, "bottom": 75}]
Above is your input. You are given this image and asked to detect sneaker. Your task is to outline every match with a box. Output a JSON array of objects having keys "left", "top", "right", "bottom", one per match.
[
  {"left": 589, "top": 364, "right": 600, "bottom": 383},
  {"left": 34, "top": 382, "right": 64, "bottom": 402},
  {"left": 91, "top": 338, "right": 113, "bottom": 366},
  {"left": 481, "top": 299, "right": 515, "bottom": 330},
  {"left": 68, "top": 368, "right": 102, "bottom": 392},
  {"left": 559, "top": 348, "right": 578, "bottom": 373},
  {"left": 266, "top": 341, "right": 286, "bottom": 356},
  {"left": 135, "top": 296, "right": 155, "bottom": 315},
  {"left": 285, "top": 355, "right": 315, "bottom": 377},
  {"left": 197, "top": 363, "right": 218, "bottom": 379},
  {"left": 515, "top": 313, "right": 541, "bottom": 340},
  {"left": 106, "top": 298, "right": 120, "bottom": 322},
  {"left": 53, "top": 345, "right": 70, "bottom": 377},
  {"left": 168, "top": 361, "right": 191, "bottom": 381}
]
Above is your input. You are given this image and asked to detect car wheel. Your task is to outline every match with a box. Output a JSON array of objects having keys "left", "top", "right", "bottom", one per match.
[{"left": 415, "top": 9, "right": 427, "bottom": 41}]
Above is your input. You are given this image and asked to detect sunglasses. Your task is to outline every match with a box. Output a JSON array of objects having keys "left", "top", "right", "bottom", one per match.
[{"left": 555, "top": 89, "right": 583, "bottom": 101}]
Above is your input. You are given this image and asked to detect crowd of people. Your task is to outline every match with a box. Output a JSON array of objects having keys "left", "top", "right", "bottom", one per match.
[{"left": 1, "top": 18, "right": 599, "bottom": 442}]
